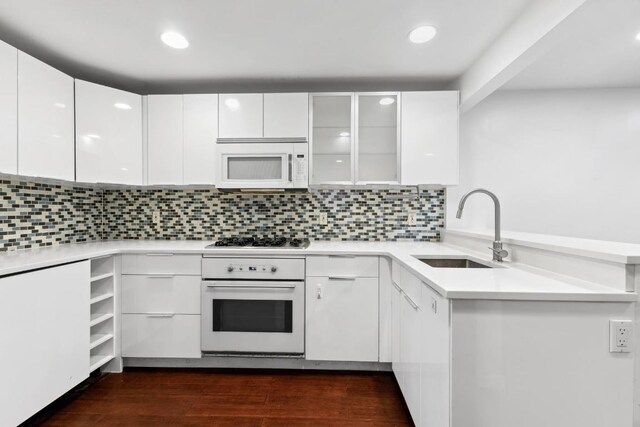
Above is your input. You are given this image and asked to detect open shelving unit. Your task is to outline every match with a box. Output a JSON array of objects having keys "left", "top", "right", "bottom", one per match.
[{"left": 89, "top": 256, "right": 115, "bottom": 372}]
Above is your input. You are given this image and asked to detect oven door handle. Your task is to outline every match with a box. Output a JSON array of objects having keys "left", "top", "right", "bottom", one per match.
[{"left": 205, "top": 282, "right": 297, "bottom": 289}]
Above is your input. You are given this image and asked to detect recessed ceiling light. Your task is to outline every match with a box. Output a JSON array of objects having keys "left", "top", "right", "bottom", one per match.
[
  {"left": 114, "top": 102, "right": 132, "bottom": 110},
  {"left": 86, "top": 134, "right": 101, "bottom": 139},
  {"left": 636, "top": 31, "right": 640, "bottom": 42},
  {"left": 409, "top": 26, "right": 437, "bottom": 44},
  {"left": 120, "top": 167, "right": 128, "bottom": 171},
  {"left": 336, "top": 160, "right": 343, "bottom": 163},
  {"left": 339, "top": 132, "right": 350, "bottom": 137},
  {"left": 54, "top": 102, "right": 66, "bottom": 109},
  {"left": 225, "top": 98, "right": 241, "bottom": 111},
  {"left": 161, "top": 31, "right": 189, "bottom": 49},
  {"left": 379, "top": 97, "right": 395, "bottom": 106}
]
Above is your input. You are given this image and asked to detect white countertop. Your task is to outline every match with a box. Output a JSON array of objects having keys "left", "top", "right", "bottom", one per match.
[
  {"left": 0, "top": 240, "right": 635, "bottom": 302},
  {"left": 445, "top": 228, "right": 640, "bottom": 264}
]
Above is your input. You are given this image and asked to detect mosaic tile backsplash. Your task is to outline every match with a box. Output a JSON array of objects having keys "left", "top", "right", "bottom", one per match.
[
  {"left": 103, "top": 187, "right": 445, "bottom": 241},
  {"left": 0, "top": 177, "right": 445, "bottom": 252},
  {"left": 0, "top": 178, "right": 103, "bottom": 252}
]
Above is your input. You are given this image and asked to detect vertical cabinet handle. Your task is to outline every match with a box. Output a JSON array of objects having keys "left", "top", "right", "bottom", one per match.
[{"left": 288, "top": 154, "right": 293, "bottom": 182}]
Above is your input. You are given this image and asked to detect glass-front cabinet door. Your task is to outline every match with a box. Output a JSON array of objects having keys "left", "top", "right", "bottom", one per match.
[
  {"left": 356, "top": 93, "right": 399, "bottom": 183},
  {"left": 310, "top": 92, "right": 400, "bottom": 185},
  {"left": 310, "top": 94, "right": 354, "bottom": 184}
]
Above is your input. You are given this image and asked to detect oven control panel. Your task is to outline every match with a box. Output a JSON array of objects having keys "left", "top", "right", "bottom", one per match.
[{"left": 227, "top": 264, "right": 278, "bottom": 273}]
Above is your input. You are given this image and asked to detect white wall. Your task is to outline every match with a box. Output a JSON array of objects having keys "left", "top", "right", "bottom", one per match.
[{"left": 447, "top": 88, "right": 640, "bottom": 244}]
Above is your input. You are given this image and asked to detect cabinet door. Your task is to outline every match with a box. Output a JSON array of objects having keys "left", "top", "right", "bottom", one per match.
[
  {"left": 420, "top": 284, "right": 450, "bottom": 427},
  {"left": 310, "top": 94, "right": 354, "bottom": 183},
  {"left": 306, "top": 277, "right": 378, "bottom": 362},
  {"left": 401, "top": 91, "right": 459, "bottom": 185},
  {"left": 356, "top": 93, "right": 399, "bottom": 183},
  {"left": 400, "top": 290, "right": 422, "bottom": 426},
  {"left": 184, "top": 94, "right": 218, "bottom": 184},
  {"left": 18, "top": 52, "right": 74, "bottom": 180},
  {"left": 219, "top": 94, "right": 263, "bottom": 138},
  {"left": 0, "top": 262, "right": 89, "bottom": 427},
  {"left": 0, "top": 40, "right": 17, "bottom": 174},
  {"left": 379, "top": 257, "right": 393, "bottom": 363},
  {"left": 147, "top": 95, "right": 184, "bottom": 184},
  {"left": 75, "top": 80, "right": 143, "bottom": 184},
  {"left": 264, "top": 93, "right": 309, "bottom": 138},
  {"left": 391, "top": 279, "right": 403, "bottom": 387}
]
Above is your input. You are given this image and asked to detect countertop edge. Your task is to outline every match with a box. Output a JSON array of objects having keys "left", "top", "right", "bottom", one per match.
[{"left": 0, "top": 242, "right": 636, "bottom": 303}]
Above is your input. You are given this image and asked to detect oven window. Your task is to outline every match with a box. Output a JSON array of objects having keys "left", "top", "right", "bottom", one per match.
[
  {"left": 227, "top": 157, "right": 282, "bottom": 180},
  {"left": 212, "top": 299, "right": 293, "bottom": 333}
]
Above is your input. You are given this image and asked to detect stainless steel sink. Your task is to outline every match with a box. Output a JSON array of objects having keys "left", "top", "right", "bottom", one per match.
[{"left": 417, "top": 258, "right": 492, "bottom": 269}]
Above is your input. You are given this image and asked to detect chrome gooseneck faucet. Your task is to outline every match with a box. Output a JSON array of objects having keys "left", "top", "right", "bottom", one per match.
[{"left": 456, "top": 188, "right": 508, "bottom": 262}]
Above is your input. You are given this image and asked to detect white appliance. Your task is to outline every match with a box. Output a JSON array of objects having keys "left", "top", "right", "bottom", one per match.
[
  {"left": 201, "top": 256, "right": 305, "bottom": 355},
  {"left": 215, "top": 138, "right": 308, "bottom": 189}
]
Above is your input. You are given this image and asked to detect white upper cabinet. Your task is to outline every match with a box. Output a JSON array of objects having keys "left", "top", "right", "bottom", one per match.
[
  {"left": 356, "top": 93, "right": 399, "bottom": 183},
  {"left": 183, "top": 94, "right": 218, "bottom": 184},
  {"left": 218, "top": 94, "right": 263, "bottom": 139},
  {"left": 18, "top": 52, "right": 74, "bottom": 180},
  {"left": 75, "top": 80, "right": 142, "bottom": 185},
  {"left": 263, "top": 93, "right": 308, "bottom": 138},
  {"left": 147, "top": 95, "right": 184, "bottom": 185},
  {"left": 401, "top": 91, "right": 459, "bottom": 185},
  {"left": 0, "top": 40, "right": 17, "bottom": 175}
]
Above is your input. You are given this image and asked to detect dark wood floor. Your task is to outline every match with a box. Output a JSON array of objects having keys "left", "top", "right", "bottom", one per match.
[{"left": 37, "top": 369, "right": 413, "bottom": 427}]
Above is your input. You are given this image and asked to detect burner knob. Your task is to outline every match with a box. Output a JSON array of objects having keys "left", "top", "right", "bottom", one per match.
[
  {"left": 271, "top": 266, "right": 278, "bottom": 273},
  {"left": 227, "top": 266, "right": 234, "bottom": 272}
]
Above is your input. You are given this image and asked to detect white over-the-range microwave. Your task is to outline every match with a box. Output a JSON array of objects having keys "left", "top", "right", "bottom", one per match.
[{"left": 215, "top": 138, "right": 309, "bottom": 190}]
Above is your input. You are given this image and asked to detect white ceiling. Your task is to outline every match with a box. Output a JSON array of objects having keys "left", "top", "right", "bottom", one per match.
[
  {"left": 504, "top": 0, "right": 640, "bottom": 90},
  {"left": 0, "top": 0, "right": 532, "bottom": 94}
]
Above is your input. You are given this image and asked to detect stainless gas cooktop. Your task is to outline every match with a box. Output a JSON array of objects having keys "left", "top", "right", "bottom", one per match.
[{"left": 204, "top": 237, "right": 310, "bottom": 249}]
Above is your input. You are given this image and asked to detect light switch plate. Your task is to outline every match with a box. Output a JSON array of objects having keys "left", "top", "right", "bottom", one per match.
[{"left": 610, "top": 320, "right": 633, "bottom": 353}]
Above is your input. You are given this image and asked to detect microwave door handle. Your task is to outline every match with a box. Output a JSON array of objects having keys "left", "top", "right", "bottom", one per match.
[{"left": 288, "top": 154, "right": 293, "bottom": 182}]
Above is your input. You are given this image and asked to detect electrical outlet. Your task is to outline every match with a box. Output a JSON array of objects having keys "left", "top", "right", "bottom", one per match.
[
  {"left": 610, "top": 320, "right": 633, "bottom": 353},
  {"left": 152, "top": 211, "right": 161, "bottom": 224},
  {"left": 318, "top": 212, "right": 328, "bottom": 225},
  {"left": 407, "top": 211, "right": 417, "bottom": 226}
]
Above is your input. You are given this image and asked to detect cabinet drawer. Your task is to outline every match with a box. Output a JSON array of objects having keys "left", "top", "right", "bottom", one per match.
[
  {"left": 122, "top": 314, "right": 200, "bottom": 358},
  {"left": 122, "top": 254, "right": 201, "bottom": 275},
  {"left": 306, "top": 255, "right": 378, "bottom": 277},
  {"left": 122, "top": 275, "right": 200, "bottom": 314}
]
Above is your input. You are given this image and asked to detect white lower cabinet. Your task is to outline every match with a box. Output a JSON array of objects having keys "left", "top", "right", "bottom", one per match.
[
  {"left": 121, "top": 255, "right": 201, "bottom": 359},
  {"left": 122, "top": 314, "right": 200, "bottom": 358},
  {"left": 390, "top": 265, "right": 634, "bottom": 427},
  {"left": 305, "top": 276, "right": 379, "bottom": 361},
  {"left": 0, "top": 262, "right": 89, "bottom": 427},
  {"left": 391, "top": 278, "right": 403, "bottom": 386},
  {"left": 420, "top": 282, "right": 450, "bottom": 427},
  {"left": 399, "top": 282, "right": 422, "bottom": 426}
]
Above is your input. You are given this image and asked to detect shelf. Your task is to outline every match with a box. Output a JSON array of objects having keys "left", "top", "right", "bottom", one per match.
[
  {"left": 90, "top": 333, "right": 114, "bottom": 350},
  {"left": 90, "top": 313, "right": 114, "bottom": 327},
  {"left": 90, "top": 272, "right": 114, "bottom": 283},
  {"left": 90, "top": 354, "right": 114, "bottom": 372},
  {"left": 90, "top": 292, "right": 114, "bottom": 305}
]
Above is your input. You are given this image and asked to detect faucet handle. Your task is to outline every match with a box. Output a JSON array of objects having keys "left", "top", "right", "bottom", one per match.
[{"left": 488, "top": 247, "right": 509, "bottom": 260}]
